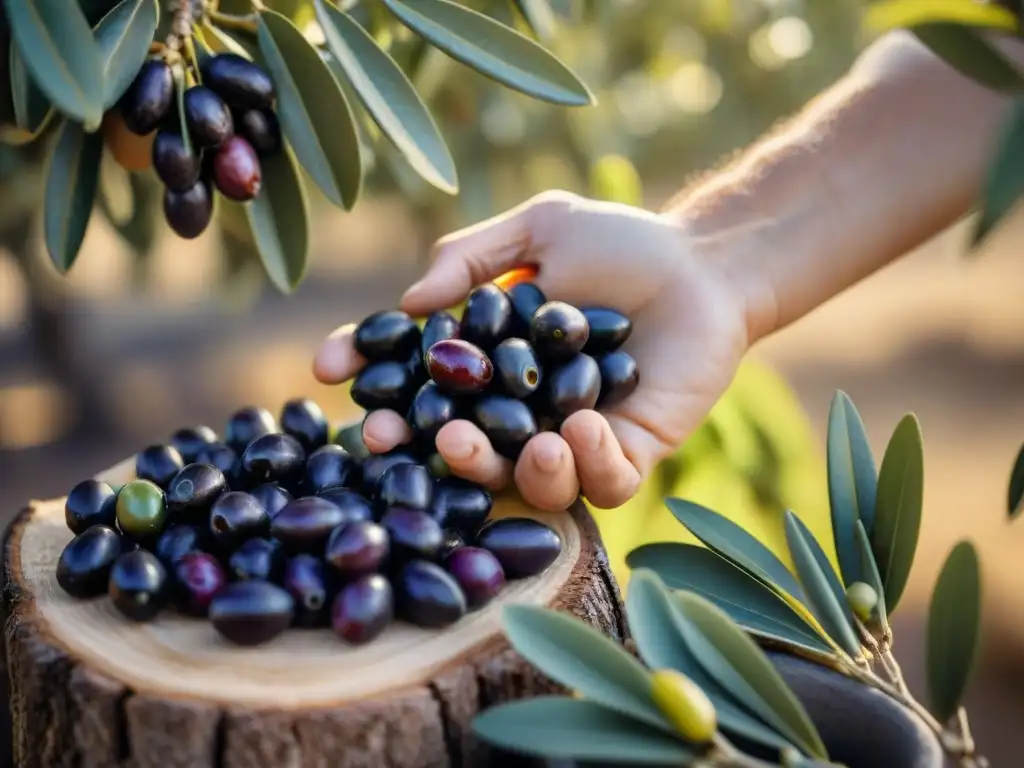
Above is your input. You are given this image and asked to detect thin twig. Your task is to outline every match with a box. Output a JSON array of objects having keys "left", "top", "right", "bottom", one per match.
[
  {"left": 207, "top": 9, "right": 259, "bottom": 33},
  {"left": 165, "top": 0, "right": 196, "bottom": 51}
]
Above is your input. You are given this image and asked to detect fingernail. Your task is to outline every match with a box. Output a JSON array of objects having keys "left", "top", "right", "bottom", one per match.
[{"left": 532, "top": 442, "right": 563, "bottom": 473}]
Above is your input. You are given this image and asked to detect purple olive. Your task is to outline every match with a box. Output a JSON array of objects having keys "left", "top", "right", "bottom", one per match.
[
  {"left": 445, "top": 546, "right": 505, "bottom": 609},
  {"left": 332, "top": 573, "right": 393, "bottom": 645}
]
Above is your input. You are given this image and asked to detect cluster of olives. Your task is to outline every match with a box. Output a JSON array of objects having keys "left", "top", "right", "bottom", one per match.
[
  {"left": 118, "top": 53, "right": 282, "bottom": 240},
  {"left": 351, "top": 281, "right": 640, "bottom": 459},
  {"left": 54, "top": 398, "right": 562, "bottom": 647}
]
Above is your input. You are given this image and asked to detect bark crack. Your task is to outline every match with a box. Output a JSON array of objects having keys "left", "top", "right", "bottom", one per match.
[
  {"left": 426, "top": 681, "right": 458, "bottom": 768},
  {"left": 115, "top": 690, "right": 133, "bottom": 764}
]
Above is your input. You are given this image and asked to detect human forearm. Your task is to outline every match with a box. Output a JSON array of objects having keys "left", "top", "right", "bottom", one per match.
[{"left": 665, "top": 30, "right": 1024, "bottom": 344}]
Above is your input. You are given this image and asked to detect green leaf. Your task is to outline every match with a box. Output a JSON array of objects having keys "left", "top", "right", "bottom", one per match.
[
  {"left": 501, "top": 605, "right": 669, "bottom": 733},
  {"left": 1008, "top": 439, "right": 1024, "bottom": 520},
  {"left": 864, "top": 0, "right": 1019, "bottom": 33},
  {"left": 203, "top": 20, "right": 259, "bottom": 60},
  {"left": 4, "top": 1, "right": 105, "bottom": 129},
  {"left": 926, "top": 540, "right": 982, "bottom": 722},
  {"left": 244, "top": 144, "right": 310, "bottom": 293},
  {"left": 870, "top": 414, "right": 925, "bottom": 614},
  {"left": 380, "top": 0, "right": 594, "bottom": 106},
  {"left": 315, "top": 1, "right": 457, "bottom": 195},
  {"left": 172, "top": 64, "right": 193, "bottom": 158},
  {"left": 94, "top": 0, "right": 159, "bottom": 107},
  {"left": 913, "top": 23, "right": 1024, "bottom": 94},
  {"left": 471, "top": 697, "right": 697, "bottom": 764},
  {"left": 513, "top": 0, "right": 558, "bottom": 42},
  {"left": 973, "top": 99, "right": 1024, "bottom": 246},
  {"left": 626, "top": 544, "right": 834, "bottom": 657},
  {"left": 626, "top": 570, "right": 798, "bottom": 754},
  {"left": 256, "top": 10, "right": 362, "bottom": 209},
  {"left": 827, "top": 390, "right": 878, "bottom": 584},
  {"left": 665, "top": 498, "right": 805, "bottom": 602},
  {"left": 784, "top": 512, "right": 861, "bottom": 659},
  {"left": 673, "top": 591, "right": 828, "bottom": 760},
  {"left": 43, "top": 118, "right": 103, "bottom": 272},
  {"left": 9, "top": 46, "right": 53, "bottom": 135},
  {"left": 854, "top": 520, "right": 890, "bottom": 635}
]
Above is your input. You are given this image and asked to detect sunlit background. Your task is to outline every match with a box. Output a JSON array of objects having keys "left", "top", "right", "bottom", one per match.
[{"left": 4, "top": 0, "right": 1024, "bottom": 761}]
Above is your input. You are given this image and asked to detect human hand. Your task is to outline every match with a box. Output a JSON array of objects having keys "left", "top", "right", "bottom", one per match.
[{"left": 313, "top": 190, "right": 753, "bottom": 511}]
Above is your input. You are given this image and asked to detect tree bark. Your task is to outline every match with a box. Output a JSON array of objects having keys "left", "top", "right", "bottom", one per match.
[{"left": 1, "top": 460, "right": 626, "bottom": 768}]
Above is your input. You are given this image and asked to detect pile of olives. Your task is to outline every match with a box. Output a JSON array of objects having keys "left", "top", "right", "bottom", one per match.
[
  {"left": 118, "top": 53, "right": 282, "bottom": 240},
  {"left": 352, "top": 281, "right": 640, "bottom": 460},
  {"left": 55, "top": 398, "right": 563, "bottom": 647}
]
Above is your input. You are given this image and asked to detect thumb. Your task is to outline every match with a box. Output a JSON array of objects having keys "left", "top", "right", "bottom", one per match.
[{"left": 399, "top": 191, "right": 572, "bottom": 316}]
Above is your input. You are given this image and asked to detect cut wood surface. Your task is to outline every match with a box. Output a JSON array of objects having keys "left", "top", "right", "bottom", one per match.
[{"left": 2, "top": 458, "right": 626, "bottom": 768}]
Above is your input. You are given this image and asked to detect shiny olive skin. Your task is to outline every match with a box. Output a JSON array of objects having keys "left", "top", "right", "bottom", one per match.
[
  {"left": 332, "top": 573, "right": 393, "bottom": 645},
  {"left": 241, "top": 433, "right": 306, "bottom": 489},
  {"left": 65, "top": 479, "right": 117, "bottom": 534},
  {"left": 172, "top": 551, "right": 226, "bottom": 616},
  {"left": 425, "top": 339, "right": 493, "bottom": 395},
  {"left": 166, "top": 463, "right": 227, "bottom": 520},
  {"left": 490, "top": 338, "right": 542, "bottom": 399},
  {"left": 225, "top": 406, "right": 278, "bottom": 456},
  {"left": 360, "top": 450, "right": 418, "bottom": 495},
  {"left": 396, "top": 560, "right": 467, "bottom": 629},
  {"left": 354, "top": 310, "right": 421, "bottom": 362},
  {"left": 280, "top": 397, "right": 330, "bottom": 453},
  {"left": 152, "top": 130, "right": 201, "bottom": 193},
  {"left": 164, "top": 180, "right": 213, "bottom": 240},
  {"left": 381, "top": 507, "right": 444, "bottom": 561},
  {"left": 119, "top": 60, "right": 174, "bottom": 135},
  {"left": 304, "top": 445, "right": 360, "bottom": 494},
  {"left": 212, "top": 135, "right": 261, "bottom": 201},
  {"left": 581, "top": 307, "right": 633, "bottom": 355},
  {"left": 507, "top": 282, "right": 547, "bottom": 336},
  {"left": 209, "top": 491, "right": 270, "bottom": 550},
  {"left": 109, "top": 550, "right": 169, "bottom": 621},
  {"left": 439, "top": 529, "right": 466, "bottom": 560},
  {"left": 596, "top": 350, "right": 640, "bottom": 409},
  {"left": 271, "top": 496, "right": 347, "bottom": 554},
  {"left": 471, "top": 395, "right": 538, "bottom": 460},
  {"left": 420, "top": 311, "right": 460, "bottom": 362},
  {"left": 116, "top": 479, "right": 169, "bottom": 540},
  {"left": 250, "top": 483, "right": 292, "bottom": 520},
  {"left": 445, "top": 546, "right": 505, "bottom": 609},
  {"left": 429, "top": 478, "right": 493, "bottom": 537},
  {"left": 351, "top": 361, "right": 419, "bottom": 413},
  {"left": 200, "top": 53, "right": 275, "bottom": 110},
  {"left": 229, "top": 537, "right": 284, "bottom": 583},
  {"left": 376, "top": 463, "right": 434, "bottom": 513},
  {"left": 541, "top": 353, "right": 601, "bottom": 422},
  {"left": 402, "top": 345, "right": 429, "bottom": 390},
  {"left": 194, "top": 442, "right": 241, "bottom": 488},
  {"left": 155, "top": 524, "right": 205, "bottom": 568},
  {"left": 476, "top": 517, "right": 562, "bottom": 579},
  {"left": 135, "top": 444, "right": 184, "bottom": 489},
  {"left": 169, "top": 425, "right": 218, "bottom": 464},
  {"left": 460, "top": 284, "right": 512, "bottom": 351},
  {"left": 407, "top": 381, "right": 458, "bottom": 448},
  {"left": 283, "top": 554, "right": 332, "bottom": 628},
  {"left": 237, "top": 108, "right": 281, "bottom": 156},
  {"left": 183, "top": 85, "right": 234, "bottom": 148},
  {"left": 324, "top": 521, "right": 390, "bottom": 578},
  {"left": 530, "top": 301, "right": 590, "bottom": 362},
  {"left": 316, "top": 487, "right": 374, "bottom": 525},
  {"left": 209, "top": 580, "right": 295, "bottom": 646},
  {"left": 56, "top": 525, "right": 124, "bottom": 599}
]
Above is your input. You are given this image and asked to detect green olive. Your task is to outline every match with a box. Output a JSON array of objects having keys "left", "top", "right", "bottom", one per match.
[{"left": 116, "top": 479, "right": 168, "bottom": 538}]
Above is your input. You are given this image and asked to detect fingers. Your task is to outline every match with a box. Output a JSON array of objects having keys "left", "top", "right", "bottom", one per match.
[
  {"left": 362, "top": 410, "right": 413, "bottom": 454},
  {"left": 312, "top": 324, "right": 366, "bottom": 385},
  {"left": 514, "top": 432, "right": 580, "bottom": 512},
  {"left": 435, "top": 420, "right": 513, "bottom": 491},
  {"left": 560, "top": 410, "right": 642, "bottom": 509}
]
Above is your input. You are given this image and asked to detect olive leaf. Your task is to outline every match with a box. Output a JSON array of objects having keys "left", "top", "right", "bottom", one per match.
[
  {"left": 379, "top": 0, "right": 594, "bottom": 106},
  {"left": 871, "top": 413, "right": 925, "bottom": 614},
  {"left": 203, "top": 19, "right": 260, "bottom": 60},
  {"left": 863, "top": 0, "right": 1019, "bottom": 33},
  {"left": 94, "top": 0, "right": 159, "bottom": 108},
  {"left": 513, "top": 0, "right": 558, "bottom": 42},
  {"left": 244, "top": 145, "right": 310, "bottom": 294},
  {"left": 827, "top": 390, "right": 877, "bottom": 585},
  {"left": 665, "top": 498, "right": 805, "bottom": 603},
  {"left": 913, "top": 23, "right": 1024, "bottom": 94},
  {"left": 973, "top": 99, "right": 1024, "bottom": 247},
  {"left": 315, "top": 0, "right": 458, "bottom": 194},
  {"left": 172, "top": 64, "right": 193, "bottom": 158},
  {"left": 471, "top": 696, "right": 698, "bottom": 764},
  {"left": 784, "top": 511, "right": 861, "bottom": 659},
  {"left": 43, "top": 118, "right": 104, "bottom": 272},
  {"left": 9, "top": 46, "right": 53, "bottom": 136},
  {"left": 4, "top": 1, "right": 106, "bottom": 130},
  {"left": 926, "top": 540, "right": 982, "bottom": 722},
  {"left": 1008, "top": 439, "right": 1024, "bottom": 520},
  {"left": 256, "top": 9, "right": 362, "bottom": 209},
  {"left": 673, "top": 591, "right": 828, "bottom": 760},
  {"left": 854, "top": 520, "right": 890, "bottom": 635},
  {"left": 626, "top": 544, "right": 835, "bottom": 658},
  {"left": 500, "top": 604, "right": 671, "bottom": 733},
  {"left": 626, "top": 570, "right": 798, "bottom": 754}
]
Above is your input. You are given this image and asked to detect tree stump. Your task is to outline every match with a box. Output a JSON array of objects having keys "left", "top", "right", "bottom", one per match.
[{"left": 1, "top": 459, "right": 626, "bottom": 768}]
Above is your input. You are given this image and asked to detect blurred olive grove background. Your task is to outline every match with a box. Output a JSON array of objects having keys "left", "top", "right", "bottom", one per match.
[{"left": 5, "top": 0, "right": 1024, "bottom": 762}]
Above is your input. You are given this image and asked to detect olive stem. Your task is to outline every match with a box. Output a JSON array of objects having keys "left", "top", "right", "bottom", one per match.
[
  {"left": 165, "top": 0, "right": 196, "bottom": 52},
  {"left": 207, "top": 9, "right": 259, "bottom": 33},
  {"left": 707, "top": 734, "right": 781, "bottom": 768}
]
